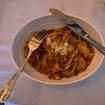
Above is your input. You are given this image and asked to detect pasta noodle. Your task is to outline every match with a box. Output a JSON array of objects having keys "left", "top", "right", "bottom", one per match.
[{"left": 23, "top": 27, "right": 95, "bottom": 80}]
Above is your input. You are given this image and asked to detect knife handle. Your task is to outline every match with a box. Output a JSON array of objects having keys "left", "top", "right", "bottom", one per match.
[{"left": 84, "top": 34, "right": 105, "bottom": 55}]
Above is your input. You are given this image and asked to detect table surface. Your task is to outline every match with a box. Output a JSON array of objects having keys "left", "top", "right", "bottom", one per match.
[{"left": 0, "top": 0, "right": 105, "bottom": 105}]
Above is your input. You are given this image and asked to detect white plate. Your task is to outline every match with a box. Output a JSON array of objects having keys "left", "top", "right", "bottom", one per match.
[{"left": 11, "top": 15, "right": 104, "bottom": 85}]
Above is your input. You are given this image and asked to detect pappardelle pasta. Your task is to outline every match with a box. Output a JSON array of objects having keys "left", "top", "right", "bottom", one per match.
[{"left": 23, "top": 26, "right": 95, "bottom": 80}]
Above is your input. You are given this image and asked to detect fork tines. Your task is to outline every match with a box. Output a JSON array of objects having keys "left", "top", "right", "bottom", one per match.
[{"left": 35, "top": 29, "right": 48, "bottom": 40}]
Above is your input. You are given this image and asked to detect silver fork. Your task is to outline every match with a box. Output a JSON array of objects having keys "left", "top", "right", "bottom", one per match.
[{"left": 0, "top": 29, "right": 48, "bottom": 101}]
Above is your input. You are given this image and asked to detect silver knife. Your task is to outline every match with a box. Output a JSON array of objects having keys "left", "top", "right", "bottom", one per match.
[{"left": 49, "top": 8, "right": 105, "bottom": 55}]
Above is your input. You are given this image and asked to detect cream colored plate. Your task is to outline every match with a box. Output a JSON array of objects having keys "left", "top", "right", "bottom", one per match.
[{"left": 11, "top": 15, "right": 104, "bottom": 85}]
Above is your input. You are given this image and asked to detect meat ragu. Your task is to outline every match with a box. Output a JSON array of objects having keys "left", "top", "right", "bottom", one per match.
[{"left": 23, "top": 27, "right": 95, "bottom": 80}]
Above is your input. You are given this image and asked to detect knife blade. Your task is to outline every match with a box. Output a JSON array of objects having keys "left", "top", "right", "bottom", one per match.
[{"left": 49, "top": 8, "right": 105, "bottom": 55}]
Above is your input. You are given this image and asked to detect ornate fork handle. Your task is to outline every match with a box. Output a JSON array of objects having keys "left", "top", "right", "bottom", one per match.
[{"left": 0, "top": 51, "right": 32, "bottom": 101}]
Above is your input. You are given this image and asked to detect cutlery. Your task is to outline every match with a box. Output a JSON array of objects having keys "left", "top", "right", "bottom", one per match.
[
  {"left": 49, "top": 8, "right": 105, "bottom": 55},
  {"left": 0, "top": 30, "right": 48, "bottom": 101}
]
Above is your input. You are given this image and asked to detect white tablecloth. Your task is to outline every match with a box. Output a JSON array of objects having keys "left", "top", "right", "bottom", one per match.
[{"left": 0, "top": 0, "right": 105, "bottom": 105}]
